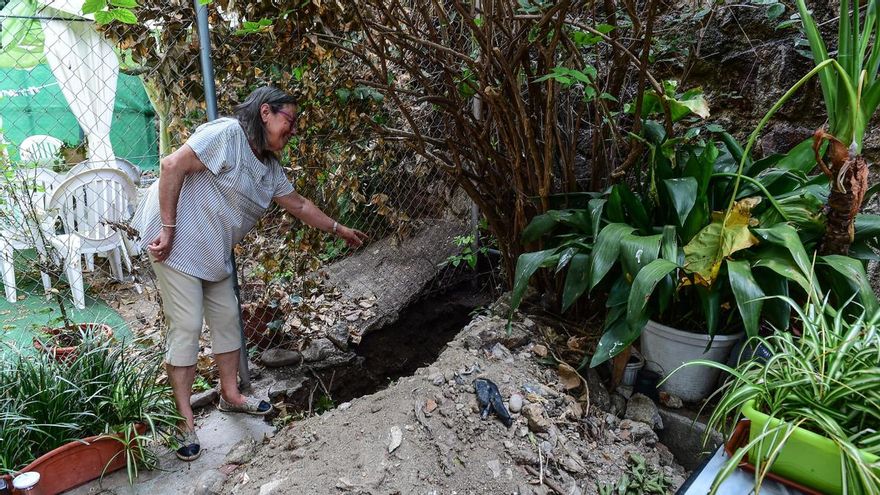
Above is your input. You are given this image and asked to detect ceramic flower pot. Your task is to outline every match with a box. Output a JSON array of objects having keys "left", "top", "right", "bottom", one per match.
[{"left": 32, "top": 322, "right": 113, "bottom": 361}]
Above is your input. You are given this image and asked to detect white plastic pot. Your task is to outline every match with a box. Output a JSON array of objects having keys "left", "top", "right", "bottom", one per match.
[
  {"left": 621, "top": 352, "right": 645, "bottom": 387},
  {"left": 640, "top": 320, "right": 743, "bottom": 402}
]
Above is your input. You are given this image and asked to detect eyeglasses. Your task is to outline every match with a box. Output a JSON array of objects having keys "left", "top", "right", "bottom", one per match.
[{"left": 276, "top": 109, "right": 296, "bottom": 128}]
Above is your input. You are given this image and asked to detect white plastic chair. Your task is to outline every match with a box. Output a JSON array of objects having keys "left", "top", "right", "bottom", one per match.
[
  {"left": 19, "top": 135, "right": 64, "bottom": 167},
  {"left": 46, "top": 168, "right": 136, "bottom": 309},
  {"left": 0, "top": 168, "right": 62, "bottom": 304},
  {"left": 65, "top": 158, "right": 143, "bottom": 268},
  {"left": 67, "top": 158, "right": 142, "bottom": 187}
]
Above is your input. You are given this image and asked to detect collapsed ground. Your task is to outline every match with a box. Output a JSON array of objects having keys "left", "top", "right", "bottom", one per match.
[{"left": 216, "top": 298, "right": 689, "bottom": 495}]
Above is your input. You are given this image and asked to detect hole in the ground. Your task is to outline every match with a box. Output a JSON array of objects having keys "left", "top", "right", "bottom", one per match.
[{"left": 278, "top": 269, "right": 496, "bottom": 413}]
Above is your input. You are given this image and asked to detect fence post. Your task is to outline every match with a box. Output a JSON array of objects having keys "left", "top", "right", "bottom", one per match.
[{"left": 193, "top": 0, "right": 251, "bottom": 391}]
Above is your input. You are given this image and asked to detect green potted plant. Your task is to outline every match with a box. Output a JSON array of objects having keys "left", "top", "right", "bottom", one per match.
[
  {"left": 0, "top": 332, "right": 181, "bottom": 491},
  {"left": 508, "top": 84, "right": 880, "bottom": 401},
  {"left": 675, "top": 297, "right": 880, "bottom": 494}
]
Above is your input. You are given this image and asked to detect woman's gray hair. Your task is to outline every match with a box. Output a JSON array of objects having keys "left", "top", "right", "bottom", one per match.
[{"left": 233, "top": 86, "right": 297, "bottom": 160}]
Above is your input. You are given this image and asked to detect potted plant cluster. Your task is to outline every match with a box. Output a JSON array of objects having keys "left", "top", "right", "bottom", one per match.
[
  {"left": 0, "top": 331, "right": 181, "bottom": 493},
  {"left": 676, "top": 296, "right": 880, "bottom": 494},
  {"left": 508, "top": 83, "right": 880, "bottom": 401}
]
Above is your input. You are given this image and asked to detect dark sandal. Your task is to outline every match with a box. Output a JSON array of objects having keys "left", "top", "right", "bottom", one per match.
[
  {"left": 218, "top": 396, "right": 273, "bottom": 416},
  {"left": 175, "top": 429, "right": 201, "bottom": 461}
]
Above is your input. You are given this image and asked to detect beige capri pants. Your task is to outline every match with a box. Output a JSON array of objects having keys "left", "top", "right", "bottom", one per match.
[{"left": 151, "top": 259, "right": 241, "bottom": 367}]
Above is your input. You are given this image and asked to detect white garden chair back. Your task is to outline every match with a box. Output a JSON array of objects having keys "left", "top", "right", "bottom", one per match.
[
  {"left": 46, "top": 167, "right": 136, "bottom": 309},
  {"left": 67, "top": 157, "right": 142, "bottom": 187},
  {"left": 19, "top": 135, "right": 64, "bottom": 167}
]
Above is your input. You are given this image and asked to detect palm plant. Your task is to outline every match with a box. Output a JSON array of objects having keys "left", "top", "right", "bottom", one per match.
[{"left": 795, "top": 0, "right": 880, "bottom": 254}]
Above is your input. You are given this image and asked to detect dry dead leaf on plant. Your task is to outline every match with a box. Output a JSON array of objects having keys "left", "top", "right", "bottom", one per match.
[
  {"left": 532, "top": 344, "right": 548, "bottom": 357},
  {"left": 558, "top": 363, "right": 582, "bottom": 391}
]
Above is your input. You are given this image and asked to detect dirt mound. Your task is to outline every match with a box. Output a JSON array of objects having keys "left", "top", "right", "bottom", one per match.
[{"left": 222, "top": 310, "right": 687, "bottom": 494}]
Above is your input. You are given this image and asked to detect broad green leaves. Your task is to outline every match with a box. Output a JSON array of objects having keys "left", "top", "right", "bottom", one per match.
[
  {"left": 83, "top": 0, "right": 139, "bottom": 24},
  {"left": 727, "top": 260, "right": 765, "bottom": 338}
]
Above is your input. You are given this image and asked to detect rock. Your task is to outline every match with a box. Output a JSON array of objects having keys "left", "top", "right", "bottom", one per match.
[
  {"left": 659, "top": 391, "right": 684, "bottom": 409},
  {"left": 610, "top": 394, "right": 627, "bottom": 417},
  {"left": 655, "top": 442, "right": 676, "bottom": 466},
  {"left": 326, "top": 322, "right": 350, "bottom": 351},
  {"left": 522, "top": 403, "right": 551, "bottom": 433},
  {"left": 531, "top": 344, "right": 548, "bottom": 357},
  {"left": 225, "top": 438, "right": 258, "bottom": 465},
  {"left": 193, "top": 469, "right": 226, "bottom": 495},
  {"left": 338, "top": 402, "right": 352, "bottom": 410},
  {"left": 657, "top": 408, "right": 723, "bottom": 470},
  {"left": 190, "top": 389, "right": 218, "bottom": 409},
  {"left": 261, "top": 348, "right": 302, "bottom": 368},
  {"left": 258, "top": 478, "right": 286, "bottom": 495},
  {"left": 475, "top": 316, "right": 531, "bottom": 349},
  {"left": 619, "top": 419, "right": 659, "bottom": 446},
  {"left": 424, "top": 399, "right": 438, "bottom": 414},
  {"left": 625, "top": 393, "right": 663, "bottom": 430},
  {"left": 462, "top": 334, "right": 482, "bottom": 350},
  {"left": 388, "top": 425, "right": 403, "bottom": 453},
  {"left": 616, "top": 385, "right": 633, "bottom": 400},
  {"left": 430, "top": 373, "right": 445, "bottom": 386},
  {"left": 508, "top": 393, "right": 523, "bottom": 413},
  {"left": 302, "top": 338, "right": 336, "bottom": 362},
  {"left": 560, "top": 451, "right": 587, "bottom": 474},
  {"left": 268, "top": 376, "right": 308, "bottom": 401},
  {"left": 490, "top": 342, "right": 513, "bottom": 361},
  {"left": 486, "top": 459, "right": 502, "bottom": 478},
  {"left": 585, "top": 369, "right": 611, "bottom": 413}
]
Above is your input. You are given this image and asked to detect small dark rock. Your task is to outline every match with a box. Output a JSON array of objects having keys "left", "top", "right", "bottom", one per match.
[
  {"left": 225, "top": 438, "right": 258, "bottom": 465},
  {"left": 190, "top": 389, "right": 218, "bottom": 409},
  {"left": 326, "top": 322, "right": 350, "bottom": 351},
  {"left": 261, "top": 348, "right": 302, "bottom": 368},
  {"left": 302, "top": 338, "right": 337, "bottom": 362},
  {"left": 268, "top": 376, "right": 308, "bottom": 401},
  {"left": 625, "top": 393, "right": 663, "bottom": 430},
  {"left": 193, "top": 469, "right": 227, "bottom": 495},
  {"left": 586, "top": 368, "right": 611, "bottom": 412}
]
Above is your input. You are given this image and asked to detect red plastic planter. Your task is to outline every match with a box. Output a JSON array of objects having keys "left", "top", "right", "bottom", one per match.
[
  {"left": 32, "top": 323, "right": 114, "bottom": 361},
  {"left": 3, "top": 423, "right": 147, "bottom": 495}
]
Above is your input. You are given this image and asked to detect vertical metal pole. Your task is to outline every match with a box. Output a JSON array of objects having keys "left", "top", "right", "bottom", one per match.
[
  {"left": 193, "top": 0, "right": 250, "bottom": 390},
  {"left": 469, "top": 0, "right": 483, "bottom": 268},
  {"left": 194, "top": 0, "right": 218, "bottom": 121}
]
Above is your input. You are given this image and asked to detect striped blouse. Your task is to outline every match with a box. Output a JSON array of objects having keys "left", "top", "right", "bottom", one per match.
[{"left": 133, "top": 117, "right": 294, "bottom": 281}]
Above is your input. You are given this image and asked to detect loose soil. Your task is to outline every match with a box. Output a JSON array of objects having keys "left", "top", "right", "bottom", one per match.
[{"left": 222, "top": 300, "right": 687, "bottom": 495}]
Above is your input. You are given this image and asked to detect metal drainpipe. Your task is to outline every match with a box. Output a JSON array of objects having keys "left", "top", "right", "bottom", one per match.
[{"left": 193, "top": 0, "right": 251, "bottom": 391}]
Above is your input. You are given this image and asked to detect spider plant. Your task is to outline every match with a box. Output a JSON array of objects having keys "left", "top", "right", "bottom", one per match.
[
  {"left": 795, "top": 0, "right": 880, "bottom": 254},
  {"left": 673, "top": 297, "right": 880, "bottom": 494},
  {"left": 0, "top": 330, "right": 180, "bottom": 482}
]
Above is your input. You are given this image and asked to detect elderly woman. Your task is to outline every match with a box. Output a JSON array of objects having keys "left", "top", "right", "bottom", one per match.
[{"left": 133, "top": 86, "right": 367, "bottom": 461}]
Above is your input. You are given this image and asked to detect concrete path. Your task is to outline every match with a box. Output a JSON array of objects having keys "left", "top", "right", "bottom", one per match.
[{"left": 67, "top": 383, "right": 276, "bottom": 495}]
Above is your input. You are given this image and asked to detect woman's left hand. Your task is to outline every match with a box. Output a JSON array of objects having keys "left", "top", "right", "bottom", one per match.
[{"left": 337, "top": 225, "right": 368, "bottom": 248}]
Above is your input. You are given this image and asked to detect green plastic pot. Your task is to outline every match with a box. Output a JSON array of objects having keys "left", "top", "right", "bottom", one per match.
[{"left": 742, "top": 400, "right": 879, "bottom": 494}]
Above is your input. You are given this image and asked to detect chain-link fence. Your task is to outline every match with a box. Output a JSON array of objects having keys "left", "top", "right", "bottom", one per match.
[{"left": 0, "top": 0, "right": 496, "bottom": 366}]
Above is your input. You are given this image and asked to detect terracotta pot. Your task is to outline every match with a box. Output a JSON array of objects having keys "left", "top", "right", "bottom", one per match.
[
  {"left": 8, "top": 423, "right": 147, "bottom": 495},
  {"left": 240, "top": 303, "right": 286, "bottom": 350},
  {"left": 33, "top": 323, "right": 114, "bottom": 361}
]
